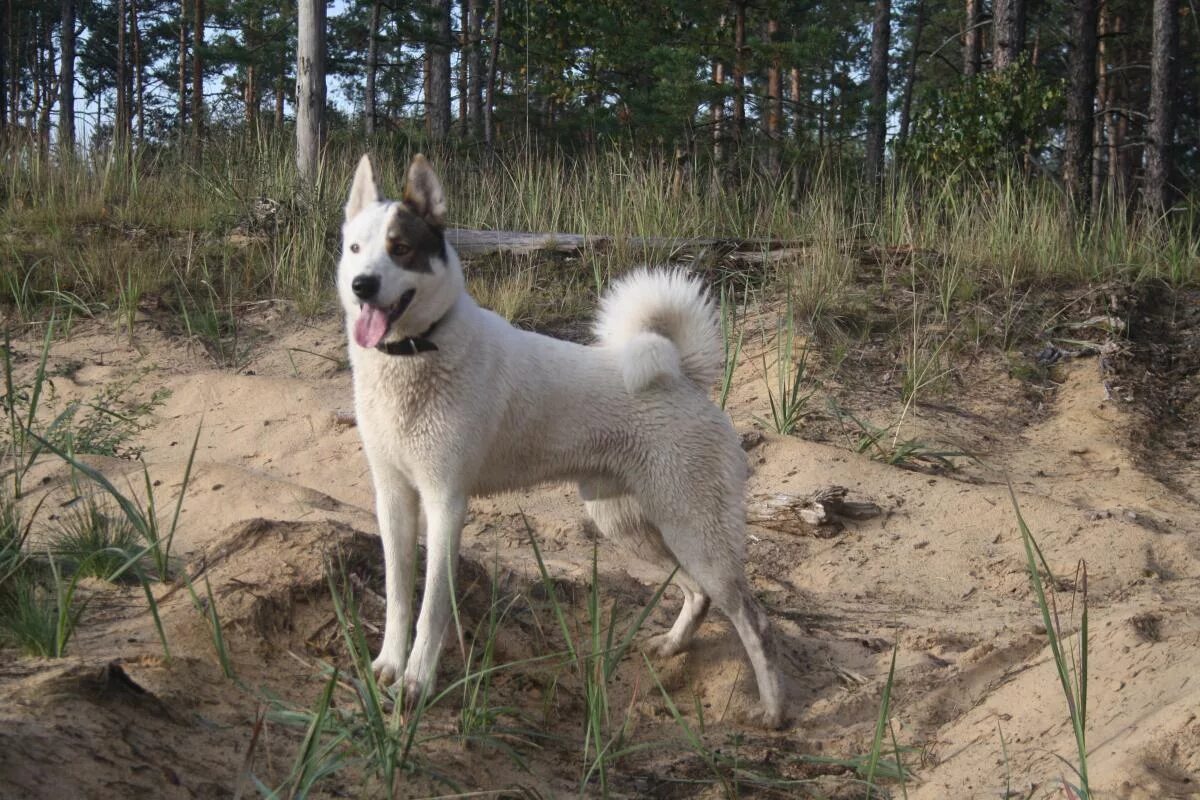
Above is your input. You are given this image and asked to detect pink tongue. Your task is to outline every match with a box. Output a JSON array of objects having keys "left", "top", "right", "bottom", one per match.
[{"left": 354, "top": 305, "right": 389, "bottom": 348}]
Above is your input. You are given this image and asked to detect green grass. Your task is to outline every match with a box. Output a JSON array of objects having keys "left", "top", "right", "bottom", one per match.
[
  {"left": 263, "top": 562, "right": 443, "bottom": 799},
  {"left": 0, "top": 490, "right": 34, "bottom": 581},
  {"left": 2, "top": 321, "right": 55, "bottom": 498},
  {"left": 32, "top": 422, "right": 201, "bottom": 583},
  {"left": 0, "top": 552, "right": 86, "bottom": 658},
  {"left": 184, "top": 573, "right": 235, "bottom": 679},
  {"left": 525, "top": 518, "right": 674, "bottom": 795},
  {"left": 50, "top": 496, "right": 144, "bottom": 581},
  {"left": 48, "top": 378, "right": 170, "bottom": 460},
  {"left": 1009, "top": 485, "right": 1091, "bottom": 798},
  {"left": 833, "top": 404, "right": 965, "bottom": 471},
  {"left": 3, "top": 319, "right": 168, "bottom": 501},
  {"left": 25, "top": 419, "right": 200, "bottom": 662},
  {"left": 719, "top": 285, "right": 745, "bottom": 410},
  {"left": 755, "top": 292, "right": 816, "bottom": 436},
  {"left": 455, "top": 555, "right": 525, "bottom": 745},
  {"left": 259, "top": 668, "right": 350, "bottom": 799}
]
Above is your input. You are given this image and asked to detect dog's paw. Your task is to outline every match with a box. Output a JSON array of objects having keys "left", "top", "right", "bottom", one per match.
[
  {"left": 646, "top": 631, "right": 688, "bottom": 659},
  {"left": 371, "top": 653, "right": 406, "bottom": 688},
  {"left": 398, "top": 665, "right": 435, "bottom": 713},
  {"left": 400, "top": 674, "right": 429, "bottom": 713},
  {"left": 759, "top": 703, "right": 786, "bottom": 730}
]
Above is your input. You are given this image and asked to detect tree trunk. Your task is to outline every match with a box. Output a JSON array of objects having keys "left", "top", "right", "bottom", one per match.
[
  {"left": 992, "top": 0, "right": 1025, "bottom": 71},
  {"left": 6, "top": 0, "right": 17, "bottom": 130},
  {"left": 243, "top": 9, "right": 260, "bottom": 130},
  {"left": 765, "top": 19, "right": 781, "bottom": 138},
  {"left": 466, "top": 0, "right": 481, "bottom": 137},
  {"left": 0, "top": 0, "right": 7, "bottom": 132},
  {"left": 1064, "top": 0, "right": 1098, "bottom": 209},
  {"left": 132, "top": 0, "right": 143, "bottom": 143},
  {"left": 59, "top": 0, "right": 74, "bottom": 151},
  {"left": 457, "top": 0, "right": 467, "bottom": 124},
  {"left": 275, "top": 0, "right": 288, "bottom": 130},
  {"left": 422, "top": 50, "right": 430, "bottom": 131},
  {"left": 1107, "top": 12, "right": 1128, "bottom": 201},
  {"left": 483, "top": 0, "right": 501, "bottom": 148},
  {"left": 191, "top": 0, "right": 204, "bottom": 143},
  {"left": 1091, "top": 7, "right": 1108, "bottom": 211},
  {"left": 116, "top": 0, "right": 128, "bottom": 153},
  {"left": 817, "top": 64, "right": 826, "bottom": 153},
  {"left": 244, "top": 64, "right": 256, "bottom": 128},
  {"left": 296, "top": 0, "right": 325, "bottom": 183},
  {"left": 31, "top": 15, "right": 39, "bottom": 132},
  {"left": 1144, "top": 0, "right": 1178, "bottom": 214},
  {"left": 789, "top": 66, "right": 801, "bottom": 138},
  {"left": 178, "top": 0, "right": 187, "bottom": 132},
  {"left": 963, "top": 0, "right": 981, "bottom": 77},
  {"left": 732, "top": 1, "right": 746, "bottom": 142},
  {"left": 865, "top": 0, "right": 890, "bottom": 197},
  {"left": 37, "top": 12, "right": 54, "bottom": 149},
  {"left": 789, "top": 64, "right": 804, "bottom": 199},
  {"left": 427, "top": 0, "right": 451, "bottom": 141},
  {"left": 711, "top": 59, "right": 725, "bottom": 161},
  {"left": 898, "top": 0, "right": 925, "bottom": 146},
  {"left": 765, "top": 17, "right": 782, "bottom": 174},
  {"left": 365, "top": 0, "right": 380, "bottom": 135}
]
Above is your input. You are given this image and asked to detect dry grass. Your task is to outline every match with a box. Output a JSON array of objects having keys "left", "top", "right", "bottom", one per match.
[{"left": 4, "top": 137, "right": 1195, "bottom": 334}]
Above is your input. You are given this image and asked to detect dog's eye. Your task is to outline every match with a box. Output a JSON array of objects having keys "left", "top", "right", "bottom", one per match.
[
  {"left": 389, "top": 240, "right": 411, "bottom": 257},
  {"left": 349, "top": 243, "right": 361, "bottom": 254}
]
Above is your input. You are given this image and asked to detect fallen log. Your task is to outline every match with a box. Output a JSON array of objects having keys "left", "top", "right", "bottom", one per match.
[
  {"left": 446, "top": 227, "right": 810, "bottom": 263},
  {"left": 748, "top": 486, "right": 881, "bottom": 537}
]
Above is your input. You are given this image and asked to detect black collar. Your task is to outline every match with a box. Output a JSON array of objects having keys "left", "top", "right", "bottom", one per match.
[{"left": 376, "top": 313, "right": 445, "bottom": 356}]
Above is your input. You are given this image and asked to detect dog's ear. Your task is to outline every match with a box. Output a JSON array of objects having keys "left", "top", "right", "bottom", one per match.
[
  {"left": 402, "top": 154, "right": 447, "bottom": 228},
  {"left": 346, "top": 154, "right": 380, "bottom": 222}
]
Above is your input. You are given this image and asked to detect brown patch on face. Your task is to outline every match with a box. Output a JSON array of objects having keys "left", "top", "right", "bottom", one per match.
[{"left": 385, "top": 203, "right": 446, "bottom": 273}]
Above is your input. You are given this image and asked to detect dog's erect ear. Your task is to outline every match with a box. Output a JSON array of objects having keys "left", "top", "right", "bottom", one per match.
[
  {"left": 402, "top": 154, "right": 447, "bottom": 228},
  {"left": 346, "top": 154, "right": 380, "bottom": 222}
]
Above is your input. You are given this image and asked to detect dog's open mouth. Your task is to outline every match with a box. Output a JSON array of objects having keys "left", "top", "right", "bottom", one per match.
[{"left": 354, "top": 289, "right": 416, "bottom": 349}]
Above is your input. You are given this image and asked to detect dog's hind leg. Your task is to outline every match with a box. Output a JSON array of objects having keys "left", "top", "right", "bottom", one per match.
[
  {"left": 580, "top": 479, "right": 711, "bottom": 657},
  {"left": 654, "top": 582, "right": 711, "bottom": 657},
  {"left": 650, "top": 501, "right": 786, "bottom": 729}
]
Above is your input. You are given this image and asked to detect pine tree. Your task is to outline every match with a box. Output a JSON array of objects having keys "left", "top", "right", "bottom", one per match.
[
  {"left": 1064, "top": 0, "right": 1099, "bottom": 209},
  {"left": 296, "top": 0, "right": 324, "bottom": 182},
  {"left": 1144, "top": 0, "right": 1179, "bottom": 214}
]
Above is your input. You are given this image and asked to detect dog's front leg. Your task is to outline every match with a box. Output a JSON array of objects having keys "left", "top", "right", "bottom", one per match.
[
  {"left": 369, "top": 467, "right": 420, "bottom": 687},
  {"left": 402, "top": 491, "right": 467, "bottom": 701}
]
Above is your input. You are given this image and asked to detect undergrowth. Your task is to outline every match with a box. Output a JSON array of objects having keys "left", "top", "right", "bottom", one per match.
[{"left": 2, "top": 137, "right": 1196, "bottom": 332}]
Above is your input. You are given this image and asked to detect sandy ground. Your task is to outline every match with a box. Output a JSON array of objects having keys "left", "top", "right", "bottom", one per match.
[{"left": 1, "top": 292, "right": 1199, "bottom": 799}]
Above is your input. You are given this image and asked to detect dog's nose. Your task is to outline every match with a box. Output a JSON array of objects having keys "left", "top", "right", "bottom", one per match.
[{"left": 352, "top": 274, "right": 380, "bottom": 300}]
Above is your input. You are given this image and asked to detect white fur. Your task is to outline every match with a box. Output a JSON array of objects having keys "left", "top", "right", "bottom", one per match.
[
  {"left": 594, "top": 267, "right": 723, "bottom": 390},
  {"left": 340, "top": 156, "right": 786, "bottom": 728}
]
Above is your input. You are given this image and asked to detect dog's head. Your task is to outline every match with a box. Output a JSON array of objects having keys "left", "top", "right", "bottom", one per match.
[{"left": 339, "top": 154, "right": 464, "bottom": 349}]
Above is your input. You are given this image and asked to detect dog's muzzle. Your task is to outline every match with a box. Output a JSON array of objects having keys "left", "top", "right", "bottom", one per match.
[
  {"left": 352, "top": 274, "right": 381, "bottom": 301},
  {"left": 353, "top": 289, "right": 417, "bottom": 349}
]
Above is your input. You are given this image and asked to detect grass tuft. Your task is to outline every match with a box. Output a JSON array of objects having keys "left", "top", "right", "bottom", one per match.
[
  {"left": 50, "top": 496, "right": 144, "bottom": 581},
  {"left": 1009, "top": 484, "right": 1090, "bottom": 798},
  {"left": 0, "top": 552, "right": 86, "bottom": 658},
  {"left": 756, "top": 292, "right": 816, "bottom": 436}
]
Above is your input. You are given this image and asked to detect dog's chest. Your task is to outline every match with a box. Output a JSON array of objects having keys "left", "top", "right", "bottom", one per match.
[{"left": 353, "top": 355, "right": 455, "bottom": 432}]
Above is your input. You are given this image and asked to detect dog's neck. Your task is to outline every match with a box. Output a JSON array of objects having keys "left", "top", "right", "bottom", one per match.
[{"left": 376, "top": 309, "right": 448, "bottom": 357}]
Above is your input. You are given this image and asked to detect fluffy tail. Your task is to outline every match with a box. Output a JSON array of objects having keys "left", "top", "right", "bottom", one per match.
[{"left": 594, "top": 268, "right": 722, "bottom": 393}]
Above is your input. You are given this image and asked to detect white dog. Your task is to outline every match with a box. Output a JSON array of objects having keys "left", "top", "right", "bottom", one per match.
[{"left": 339, "top": 154, "right": 785, "bottom": 728}]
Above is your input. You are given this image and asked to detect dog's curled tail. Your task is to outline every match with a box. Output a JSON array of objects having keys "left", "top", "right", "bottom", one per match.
[{"left": 594, "top": 268, "right": 722, "bottom": 393}]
